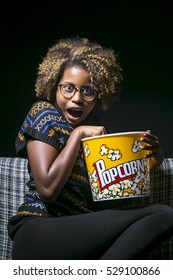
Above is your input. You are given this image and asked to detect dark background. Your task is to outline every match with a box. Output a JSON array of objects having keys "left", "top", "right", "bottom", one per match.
[{"left": 1, "top": 0, "right": 173, "bottom": 157}]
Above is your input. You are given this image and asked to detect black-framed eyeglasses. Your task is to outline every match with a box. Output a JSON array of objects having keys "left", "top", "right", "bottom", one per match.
[{"left": 58, "top": 83, "right": 96, "bottom": 101}]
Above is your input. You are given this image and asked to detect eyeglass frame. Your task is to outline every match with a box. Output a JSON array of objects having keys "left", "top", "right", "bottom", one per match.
[{"left": 58, "top": 83, "right": 96, "bottom": 102}]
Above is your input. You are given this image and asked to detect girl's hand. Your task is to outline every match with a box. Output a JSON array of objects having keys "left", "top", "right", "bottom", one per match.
[
  {"left": 140, "top": 130, "right": 164, "bottom": 172},
  {"left": 73, "top": 125, "right": 107, "bottom": 140}
]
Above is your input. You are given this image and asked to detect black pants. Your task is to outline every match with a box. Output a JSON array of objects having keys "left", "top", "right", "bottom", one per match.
[{"left": 12, "top": 204, "right": 173, "bottom": 260}]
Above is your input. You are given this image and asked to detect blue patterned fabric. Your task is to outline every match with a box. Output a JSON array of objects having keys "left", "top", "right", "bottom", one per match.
[
  {"left": 15, "top": 101, "right": 73, "bottom": 156},
  {"left": 10, "top": 101, "right": 94, "bottom": 225}
]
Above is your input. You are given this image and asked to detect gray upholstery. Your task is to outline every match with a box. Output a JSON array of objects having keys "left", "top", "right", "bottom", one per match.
[{"left": 0, "top": 157, "right": 29, "bottom": 259}]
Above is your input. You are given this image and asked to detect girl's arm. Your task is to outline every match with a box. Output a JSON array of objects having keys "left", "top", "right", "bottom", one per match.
[{"left": 27, "top": 125, "right": 106, "bottom": 201}]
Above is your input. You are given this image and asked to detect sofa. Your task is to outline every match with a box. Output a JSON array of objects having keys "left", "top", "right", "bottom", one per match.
[{"left": 0, "top": 156, "right": 173, "bottom": 260}]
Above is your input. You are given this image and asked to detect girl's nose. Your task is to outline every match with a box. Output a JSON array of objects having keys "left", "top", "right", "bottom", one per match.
[{"left": 71, "top": 90, "right": 83, "bottom": 103}]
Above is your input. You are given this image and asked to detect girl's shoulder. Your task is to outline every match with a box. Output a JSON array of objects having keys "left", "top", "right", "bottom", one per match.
[
  {"left": 28, "top": 100, "right": 57, "bottom": 118},
  {"left": 15, "top": 101, "right": 70, "bottom": 157}
]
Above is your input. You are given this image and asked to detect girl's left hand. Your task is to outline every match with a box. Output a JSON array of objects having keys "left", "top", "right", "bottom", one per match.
[{"left": 140, "top": 130, "right": 164, "bottom": 172}]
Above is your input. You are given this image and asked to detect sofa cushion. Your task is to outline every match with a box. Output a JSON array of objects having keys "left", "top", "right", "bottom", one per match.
[{"left": 0, "top": 157, "right": 29, "bottom": 259}]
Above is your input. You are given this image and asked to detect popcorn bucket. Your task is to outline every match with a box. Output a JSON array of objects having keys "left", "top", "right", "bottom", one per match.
[{"left": 82, "top": 132, "right": 150, "bottom": 201}]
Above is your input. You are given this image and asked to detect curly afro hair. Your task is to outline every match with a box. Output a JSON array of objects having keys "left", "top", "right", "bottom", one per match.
[{"left": 35, "top": 37, "right": 123, "bottom": 110}]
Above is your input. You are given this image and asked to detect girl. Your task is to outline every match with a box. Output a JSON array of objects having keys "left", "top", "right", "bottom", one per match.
[{"left": 8, "top": 37, "right": 173, "bottom": 260}]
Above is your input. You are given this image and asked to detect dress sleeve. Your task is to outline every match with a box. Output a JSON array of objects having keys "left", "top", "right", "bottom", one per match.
[{"left": 15, "top": 101, "right": 73, "bottom": 157}]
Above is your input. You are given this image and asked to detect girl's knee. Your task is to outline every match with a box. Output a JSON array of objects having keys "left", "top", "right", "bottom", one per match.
[{"left": 152, "top": 204, "right": 173, "bottom": 214}]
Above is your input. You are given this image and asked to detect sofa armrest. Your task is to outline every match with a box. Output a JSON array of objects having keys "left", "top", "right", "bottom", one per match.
[
  {"left": 150, "top": 158, "right": 173, "bottom": 207},
  {"left": 0, "top": 157, "right": 29, "bottom": 260},
  {"left": 148, "top": 158, "right": 173, "bottom": 259}
]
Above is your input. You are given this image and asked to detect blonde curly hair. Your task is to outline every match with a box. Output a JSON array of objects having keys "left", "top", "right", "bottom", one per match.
[{"left": 35, "top": 37, "right": 123, "bottom": 110}]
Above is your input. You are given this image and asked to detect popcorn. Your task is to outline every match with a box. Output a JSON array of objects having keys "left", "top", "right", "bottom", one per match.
[
  {"left": 132, "top": 139, "right": 142, "bottom": 153},
  {"left": 100, "top": 144, "right": 109, "bottom": 156},
  {"left": 83, "top": 143, "right": 90, "bottom": 157},
  {"left": 100, "top": 145, "right": 122, "bottom": 161}
]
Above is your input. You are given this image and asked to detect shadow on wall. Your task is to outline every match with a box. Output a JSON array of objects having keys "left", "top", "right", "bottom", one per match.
[{"left": 101, "top": 94, "right": 173, "bottom": 158}]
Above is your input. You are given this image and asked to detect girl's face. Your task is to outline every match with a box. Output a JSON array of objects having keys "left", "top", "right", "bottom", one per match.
[{"left": 56, "top": 66, "right": 97, "bottom": 126}]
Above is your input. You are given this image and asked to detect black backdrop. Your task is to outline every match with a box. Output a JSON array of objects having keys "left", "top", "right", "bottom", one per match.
[{"left": 1, "top": 1, "right": 173, "bottom": 157}]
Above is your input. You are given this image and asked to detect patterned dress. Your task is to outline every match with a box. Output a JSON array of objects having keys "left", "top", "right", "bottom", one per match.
[{"left": 8, "top": 100, "right": 101, "bottom": 238}]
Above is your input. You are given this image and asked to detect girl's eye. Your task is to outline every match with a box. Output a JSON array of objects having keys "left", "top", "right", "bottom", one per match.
[
  {"left": 65, "top": 84, "right": 74, "bottom": 92},
  {"left": 82, "top": 87, "right": 93, "bottom": 96}
]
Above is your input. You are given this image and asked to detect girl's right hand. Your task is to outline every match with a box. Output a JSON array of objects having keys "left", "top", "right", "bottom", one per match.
[{"left": 72, "top": 125, "right": 107, "bottom": 140}]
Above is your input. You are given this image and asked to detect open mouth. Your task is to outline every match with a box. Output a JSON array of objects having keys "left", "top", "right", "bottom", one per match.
[{"left": 67, "top": 109, "right": 83, "bottom": 118}]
